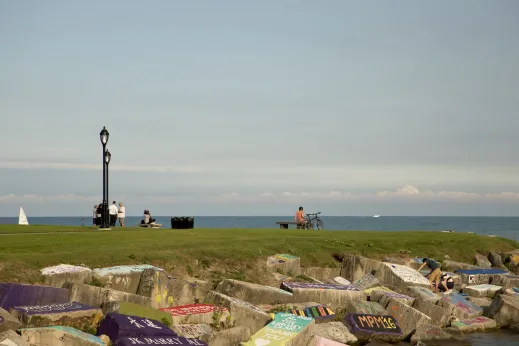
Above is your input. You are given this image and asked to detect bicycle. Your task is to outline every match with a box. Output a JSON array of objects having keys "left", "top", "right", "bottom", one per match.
[{"left": 305, "top": 212, "right": 324, "bottom": 230}]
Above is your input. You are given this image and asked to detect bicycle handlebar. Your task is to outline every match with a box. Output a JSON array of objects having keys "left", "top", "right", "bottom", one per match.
[{"left": 306, "top": 212, "right": 322, "bottom": 216}]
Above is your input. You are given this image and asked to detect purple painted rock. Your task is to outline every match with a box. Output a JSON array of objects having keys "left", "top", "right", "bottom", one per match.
[
  {"left": 114, "top": 336, "right": 207, "bottom": 345},
  {"left": 0, "top": 283, "right": 70, "bottom": 311},
  {"left": 97, "top": 313, "right": 177, "bottom": 341},
  {"left": 344, "top": 313, "right": 404, "bottom": 343}
]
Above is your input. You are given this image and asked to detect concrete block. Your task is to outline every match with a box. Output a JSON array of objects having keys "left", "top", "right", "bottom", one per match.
[
  {"left": 162, "top": 277, "right": 212, "bottom": 308},
  {"left": 171, "top": 324, "right": 213, "bottom": 339},
  {"left": 204, "top": 291, "right": 272, "bottom": 335},
  {"left": 20, "top": 326, "right": 105, "bottom": 345},
  {"left": 490, "top": 274, "right": 519, "bottom": 289},
  {"left": 412, "top": 300, "right": 451, "bottom": 327},
  {"left": 216, "top": 279, "right": 294, "bottom": 305},
  {"left": 475, "top": 254, "right": 492, "bottom": 269},
  {"left": 136, "top": 269, "right": 174, "bottom": 309},
  {"left": 310, "top": 321, "right": 358, "bottom": 345},
  {"left": 439, "top": 293, "right": 483, "bottom": 319},
  {"left": 93, "top": 265, "right": 161, "bottom": 294},
  {"left": 405, "top": 286, "right": 440, "bottom": 304},
  {"left": 0, "top": 329, "right": 30, "bottom": 346},
  {"left": 116, "top": 302, "right": 173, "bottom": 327},
  {"left": 352, "top": 274, "right": 380, "bottom": 291},
  {"left": 64, "top": 283, "right": 151, "bottom": 308},
  {"left": 385, "top": 299, "right": 432, "bottom": 339},
  {"left": 0, "top": 283, "right": 70, "bottom": 311},
  {"left": 377, "top": 263, "right": 430, "bottom": 289},
  {"left": 466, "top": 297, "right": 492, "bottom": 309},
  {"left": 345, "top": 301, "right": 386, "bottom": 315},
  {"left": 114, "top": 336, "right": 207, "bottom": 345},
  {"left": 503, "top": 288, "right": 519, "bottom": 297},
  {"left": 96, "top": 312, "right": 177, "bottom": 342},
  {"left": 199, "top": 326, "right": 250, "bottom": 346},
  {"left": 486, "top": 294, "right": 519, "bottom": 327},
  {"left": 280, "top": 282, "right": 364, "bottom": 309},
  {"left": 0, "top": 307, "right": 22, "bottom": 333},
  {"left": 340, "top": 255, "right": 383, "bottom": 282},
  {"left": 11, "top": 302, "right": 103, "bottom": 330},
  {"left": 488, "top": 252, "right": 505, "bottom": 268},
  {"left": 370, "top": 290, "right": 415, "bottom": 308},
  {"left": 241, "top": 312, "right": 314, "bottom": 346},
  {"left": 266, "top": 254, "right": 300, "bottom": 275},
  {"left": 311, "top": 336, "right": 348, "bottom": 346},
  {"left": 343, "top": 313, "right": 403, "bottom": 343},
  {"left": 332, "top": 277, "right": 352, "bottom": 286},
  {"left": 409, "top": 323, "right": 452, "bottom": 346},
  {"left": 160, "top": 304, "right": 229, "bottom": 325},
  {"left": 302, "top": 268, "right": 341, "bottom": 282},
  {"left": 464, "top": 284, "right": 502, "bottom": 298},
  {"left": 441, "top": 261, "right": 480, "bottom": 272},
  {"left": 449, "top": 316, "right": 497, "bottom": 333},
  {"left": 40, "top": 264, "right": 93, "bottom": 288}
]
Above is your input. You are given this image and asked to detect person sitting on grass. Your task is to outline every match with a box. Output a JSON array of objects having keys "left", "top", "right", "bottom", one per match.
[
  {"left": 438, "top": 273, "right": 454, "bottom": 294},
  {"left": 418, "top": 258, "right": 442, "bottom": 292}
]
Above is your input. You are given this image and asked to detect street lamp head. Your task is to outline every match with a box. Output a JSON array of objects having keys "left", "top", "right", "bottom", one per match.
[
  {"left": 105, "top": 149, "right": 111, "bottom": 164},
  {"left": 100, "top": 126, "right": 109, "bottom": 145}
]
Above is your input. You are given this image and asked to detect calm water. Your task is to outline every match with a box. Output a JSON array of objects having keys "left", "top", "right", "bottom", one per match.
[
  {"left": 1, "top": 216, "right": 518, "bottom": 241},
  {"left": 463, "top": 330, "right": 519, "bottom": 345}
]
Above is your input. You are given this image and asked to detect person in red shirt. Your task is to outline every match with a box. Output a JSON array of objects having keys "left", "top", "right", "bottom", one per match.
[{"left": 295, "top": 206, "right": 308, "bottom": 228}]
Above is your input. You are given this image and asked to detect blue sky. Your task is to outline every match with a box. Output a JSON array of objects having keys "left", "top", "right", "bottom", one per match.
[{"left": 1, "top": 1, "right": 518, "bottom": 216}]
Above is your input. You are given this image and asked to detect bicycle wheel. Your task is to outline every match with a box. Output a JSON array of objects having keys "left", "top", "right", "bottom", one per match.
[{"left": 316, "top": 219, "right": 324, "bottom": 230}]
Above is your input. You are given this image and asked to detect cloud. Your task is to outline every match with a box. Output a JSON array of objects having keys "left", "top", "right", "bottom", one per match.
[
  {"left": 0, "top": 161, "right": 205, "bottom": 173},
  {"left": 0, "top": 193, "right": 99, "bottom": 204}
]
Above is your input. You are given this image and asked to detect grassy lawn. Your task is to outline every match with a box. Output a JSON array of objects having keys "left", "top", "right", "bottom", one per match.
[{"left": 0, "top": 225, "right": 517, "bottom": 284}]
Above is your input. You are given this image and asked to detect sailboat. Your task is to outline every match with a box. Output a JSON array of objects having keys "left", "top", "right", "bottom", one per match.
[
  {"left": 18, "top": 206, "right": 29, "bottom": 225},
  {"left": 372, "top": 214, "right": 380, "bottom": 218}
]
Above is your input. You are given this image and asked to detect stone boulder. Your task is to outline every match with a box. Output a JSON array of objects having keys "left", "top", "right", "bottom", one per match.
[
  {"left": 441, "top": 261, "right": 479, "bottom": 272},
  {"left": 405, "top": 286, "right": 440, "bottom": 304},
  {"left": 339, "top": 254, "right": 383, "bottom": 282},
  {"left": 216, "top": 279, "right": 294, "bottom": 305},
  {"left": 92, "top": 264, "right": 161, "bottom": 294},
  {"left": 302, "top": 267, "right": 341, "bottom": 282},
  {"left": 343, "top": 313, "right": 404, "bottom": 343},
  {"left": 475, "top": 254, "right": 492, "bottom": 269},
  {"left": 0, "top": 283, "right": 70, "bottom": 311},
  {"left": 241, "top": 312, "right": 314, "bottom": 346},
  {"left": 20, "top": 326, "right": 105, "bottom": 345},
  {"left": 11, "top": 302, "right": 103, "bottom": 330},
  {"left": 449, "top": 316, "right": 497, "bottom": 332},
  {"left": 412, "top": 300, "right": 451, "bottom": 328},
  {"left": 310, "top": 321, "right": 358, "bottom": 345},
  {"left": 0, "top": 307, "right": 22, "bottom": 332},
  {"left": 0, "top": 329, "right": 30, "bottom": 346},
  {"left": 345, "top": 301, "right": 386, "bottom": 315},
  {"left": 280, "top": 282, "right": 364, "bottom": 309},
  {"left": 352, "top": 274, "right": 380, "bottom": 291},
  {"left": 204, "top": 291, "right": 272, "bottom": 334},
  {"left": 486, "top": 294, "right": 519, "bottom": 327},
  {"left": 161, "top": 304, "right": 229, "bottom": 325},
  {"left": 488, "top": 252, "right": 505, "bottom": 268},
  {"left": 41, "top": 264, "right": 93, "bottom": 288},
  {"left": 171, "top": 324, "right": 213, "bottom": 339},
  {"left": 385, "top": 299, "right": 432, "bottom": 339},
  {"left": 439, "top": 293, "right": 483, "bottom": 319},
  {"left": 199, "top": 326, "right": 250, "bottom": 346},
  {"left": 508, "top": 254, "right": 519, "bottom": 274},
  {"left": 464, "top": 284, "right": 502, "bottom": 298},
  {"left": 370, "top": 290, "right": 415, "bottom": 308},
  {"left": 266, "top": 254, "right": 301, "bottom": 275},
  {"left": 63, "top": 283, "right": 151, "bottom": 308},
  {"left": 409, "top": 323, "right": 452, "bottom": 346}
]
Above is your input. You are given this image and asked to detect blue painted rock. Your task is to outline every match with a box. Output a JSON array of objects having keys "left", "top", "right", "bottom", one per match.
[
  {"left": 97, "top": 312, "right": 177, "bottom": 341},
  {"left": 0, "top": 283, "right": 69, "bottom": 311}
]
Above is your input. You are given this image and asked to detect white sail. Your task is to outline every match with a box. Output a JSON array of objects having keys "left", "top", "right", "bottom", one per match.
[{"left": 18, "top": 207, "right": 29, "bottom": 225}]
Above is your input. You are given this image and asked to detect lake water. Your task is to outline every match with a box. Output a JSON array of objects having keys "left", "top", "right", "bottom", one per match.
[{"left": 462, "top": 330, "right": 519, "bottom": 345}]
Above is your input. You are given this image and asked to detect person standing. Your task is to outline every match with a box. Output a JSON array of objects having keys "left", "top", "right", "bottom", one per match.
[
  {"left": 118, "top": 202, "right": 126, "bottom": 227},
  {"left": 96, "top": 203, "right": 103, "bottom": 227},
  {"left": 109, "top": 201, "right": 118, "bottom": 227},
  {"left": 93, "top": 205, "right": 98, "bottom": 226}
]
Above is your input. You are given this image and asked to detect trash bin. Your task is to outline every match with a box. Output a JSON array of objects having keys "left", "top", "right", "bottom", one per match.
[{"left": 171, "top": 216, "right": 194, "bottom": 229}]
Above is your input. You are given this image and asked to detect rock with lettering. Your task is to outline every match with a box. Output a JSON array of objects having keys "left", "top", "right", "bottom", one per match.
[
  {"left": 311, "top": 336, "right": 348, "bottom": 346},
  {"left": 0, "top": 307, "right": 22, "bottom": 332},
  {"left": 113, "top": 302, "right": 173, "bottom": 327},
  {"left": 464, "top": 284, "right": 502, "bottom": 298},
  {"left": 96, "top": 313, "right": 177, "bottom": 341},
  {"left": 377, "top": 263, "right": 431, "bottom": 289},
  {"left": 11, "top": 301, "right": 103, "bottom": 330},
  {"left": 385, "top": 299, "right": 432, "bottom": 339},
  {"left": 370, "top": 290, "right": 415, "bottom": 308},
  {"left": 405, "top": 286, "right": 441, "bottom": 304},
  {"left": 409, "top": 323, "right": 452, "bottom": 345},
  {"left": 439, "top": 293, "right": 483, "bottom": 319},
  {"left": 199, "top": 326, "right": 250, "bottom": 346},
  {"left": 135, "top": 269, "right": 174, "bottom": 309},
  {"left": 241, "top": 312, "right": 314, "bottom": 346},
  {"left": 449, "top": 316, "right": 497, "bottom": 333},
  {"left": 339, "top": 255, "right": 383, "bottom": 282},
  {"left": 280, "top": 282, "right": 364, "bottom": 309},
  {"left": 0, "top": 329, "right": 30, "bottom": 346},
  {"left": 491, "top": 275, "right": 519, "bottom": 289},
  {"left": 21, "top": 326, "right": 105, "bottom": 345},
  {"left": 41, "top": 264, "right": 93, "bottom": 288},
  {"left": 302, "top": 268, "right": 341, "bottom": 282},
  {"left": 332, "top": 277, "right": 352, "bottom": 286},
  {"left": 343, "top": 313, "right": 403, "bottom": 343},
  {"left": 267, "top": 254, "right": 301, "bottom": 276},
  {"left": 161, "top": 304, "right": 230, "bottom": 325},
  {"left": 114, "top": 336, "right": 207, "bottom": 345},
  {"left": 441, "top": 261, "right": 479, "bottom": 272},
  {"left": 486, "top": 294, "right": 519, "bottom": 327},
  {"left": 474, "top": 254, "right": 492, "bottom": 269},
  {"left": 64, "top": 283, "right": 152, "bottom": 308},
  {"left": 310, "top": 321, "right": 358, "bottom": 345},
  {"left": 0, "top": 283, "right": 70, "bottom": 311},
  {"left": 171, "top": 324, "right": 213, "bottom": 339},
  {"left": 204, "top": 291, "right": 272, "bottom": 334},
  {"left": 345, "top": 301, "right": 386, "bottom": 315},
  {"left": 93, "top": 265, "right": 164, "bottom": 294},
  {"left": 411, "top": 300, "right": 451, "bottom": 328},
  {"left": 216, "top": 279, "right": 294, "bottom": 305},
  {"left": 352, "top": 274, "right": 380, "bottom": 291}
]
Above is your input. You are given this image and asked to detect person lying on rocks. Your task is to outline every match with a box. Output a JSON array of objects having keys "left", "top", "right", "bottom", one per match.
[
  {"left": 418, "top": 258, "right": 442, "bottom": 292},
  {"left": 438, "top": 273, "right": 454, "bottom": 294}
]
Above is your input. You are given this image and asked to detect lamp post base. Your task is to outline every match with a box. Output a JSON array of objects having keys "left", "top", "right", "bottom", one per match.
[{"left": 99, "top": 227, "right": 112, "bottom": 231}]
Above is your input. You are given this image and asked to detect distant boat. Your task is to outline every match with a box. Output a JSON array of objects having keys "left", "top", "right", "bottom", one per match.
[
  {"left": 18, "top": 207, "right": 29, "bottom": 225},
  {"left": 372, "top": 214, "right": 380, "bottom": 218}
]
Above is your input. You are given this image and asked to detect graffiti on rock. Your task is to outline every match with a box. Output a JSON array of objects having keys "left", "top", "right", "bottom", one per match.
[
  {"left": 40, "top": 264, "right": 91, "bottom": 275},
  {"left": 14, "top": 302, "right": 94, "bottom": 314},
  {"left": 161, "top": 304, "right": 227, "bottom": 316},
  {"left": 281, "top": 282, "right": 360, "bottom": 292},
  {"left": 345, "top": 313, "right": 403, "bottom": 336},
  {"left": 290, "top": 305, "right": 335, "bottom": 321},
  {"left": 243, "top": 313, "right": 313, "bottom": 345},
  {"left": 442, "top": 294, "right": 482, "bottom": 316},
  {"left": 383, "top": 263, "right": 430, "bottom": 285}
]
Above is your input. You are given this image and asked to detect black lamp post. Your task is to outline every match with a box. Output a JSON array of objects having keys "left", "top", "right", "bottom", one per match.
[
  {"left": 99, "top": 126, "right": 110, "bottom": 229},
  {"left": 105, "top": 148, "right": 111, "bottom": 226}
]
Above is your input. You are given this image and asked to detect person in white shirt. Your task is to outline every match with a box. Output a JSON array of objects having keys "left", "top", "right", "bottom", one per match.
[
  {"left": 118, "top": 202, "right": 126, "bottom": 227},
  {"left": 109, "top": 201, "right": 118, "bottom": 227}
]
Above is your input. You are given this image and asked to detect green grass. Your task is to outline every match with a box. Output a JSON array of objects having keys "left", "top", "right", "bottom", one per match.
[{"left": 0, "top": 225, "right": 517, "bottom": 284}]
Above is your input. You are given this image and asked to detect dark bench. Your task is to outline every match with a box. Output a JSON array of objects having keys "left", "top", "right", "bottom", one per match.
[
  {"left": 138, "top": 223, "right": 162, "bottom": 228},
  {"left": 276, "top": 221, "right": 304, "bottom": 229}
]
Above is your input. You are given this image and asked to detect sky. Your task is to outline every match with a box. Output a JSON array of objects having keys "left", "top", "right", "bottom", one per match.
[{"left": 1, "top": 1, "right": 519, "bottom": 216}]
